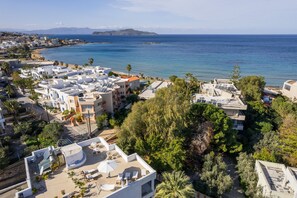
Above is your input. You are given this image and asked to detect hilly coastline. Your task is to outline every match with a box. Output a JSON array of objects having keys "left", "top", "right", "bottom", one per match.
[{"left": 93, "top": 29, "right": 157, "bottom": 36}]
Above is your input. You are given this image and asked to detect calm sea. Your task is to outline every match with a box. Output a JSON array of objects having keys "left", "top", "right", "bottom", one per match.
[{"left": 42, "top": 35, "right": 297, "bottom": 86}]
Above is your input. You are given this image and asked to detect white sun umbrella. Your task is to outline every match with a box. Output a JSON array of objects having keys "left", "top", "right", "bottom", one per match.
[{"left": 97, "top": 160, "right": 118, "bottom": 177}]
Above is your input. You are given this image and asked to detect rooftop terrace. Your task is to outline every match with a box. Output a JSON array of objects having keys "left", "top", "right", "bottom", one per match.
[{"left": 17, "top": 137, "right": 156, "bottom": 198}]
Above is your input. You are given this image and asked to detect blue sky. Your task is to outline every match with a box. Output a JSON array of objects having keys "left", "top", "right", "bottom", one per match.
[{"left": 1, "top": 0, "right": 297, "bottom": 34}]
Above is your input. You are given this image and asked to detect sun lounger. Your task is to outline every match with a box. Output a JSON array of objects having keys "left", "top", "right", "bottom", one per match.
[
  {"left": 100, "top": 184, "right": 115, "bottom": 191},
  {"left": 124, "top": 172, "right": 131, "bottom": 180},
  {"left": 83, "top": 168, "right": 97, "bottom": 175},
  {"left": 86, "top": 172, "right": 101, "bottom": 180},
  {"left": 132, "top": 171, "right": 139, "bottom": 180}
]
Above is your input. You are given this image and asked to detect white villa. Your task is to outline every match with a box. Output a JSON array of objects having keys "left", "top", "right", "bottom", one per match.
[
  {"left": 15, "top": 137, "right": 156, "bottom": 198},
  {"left": 194, "top": 79, "right": 247, "bottom": 131},
  {"left": 255, "top": 160, "right": 297, "bottom": 198},
  {"left": 282, "top": 80, "right": 297, "bottom": 102},
  {"left": 139, "top": 81, "right": 172, "bottom": 100}
]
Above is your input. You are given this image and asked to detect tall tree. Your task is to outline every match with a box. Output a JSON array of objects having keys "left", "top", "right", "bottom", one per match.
[
  {"left": 155, "top": 171, "right": 196, "bottom": 198},
  {"left": 38, "top": 122, "right": 62, "bottom": 147},
  {"left": 230, "top": 65, "right": 241, "bottom": 84},
  {"left": 1, "top": 62, "right": 11, "bottom": 76},
  {"left": 200, "top": 152, "right": 233, "bottom": 196},
  {"left": 3, "top": 100, "right": 20, "bottom": 123},
  {"left": 88, "top": 58, "right": 94, "bottom": 66},
  {"left": 237, "top": 76, "right": 265, "bottom": 101},
  {"left": 5, "top": 84, "right": 14, "bottom": 99},
  {"left": 126, "top": 64, "right": 132, "bottom": 76},
  {"left": 236, "top": 153, "right": 264, "bottom": 198}
]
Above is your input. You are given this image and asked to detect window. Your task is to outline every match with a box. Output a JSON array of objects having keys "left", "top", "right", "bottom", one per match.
[
  {"left": 141, "top": 181, "right": 152, "bottom": 197},
  {"left": 284, "top": 84, "right": 291, "bottom": 91},
  {"left": 81, "top": 105, "right": 93, "bottom": 112}
]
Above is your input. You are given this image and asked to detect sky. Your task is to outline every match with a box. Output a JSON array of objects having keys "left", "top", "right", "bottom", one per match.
[{"left": 1, "top": 0, "right": 297, "bottom": 34}]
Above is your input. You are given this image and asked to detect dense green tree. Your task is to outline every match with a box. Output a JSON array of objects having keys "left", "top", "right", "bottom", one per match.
[
  {"left": 230, "top": 65, "right": 241, "bottom": 84},
  {"left": 188, "top": 103, "right": 242, "bottom": 153},
  {"left": 278, "top": 114, "right": 297, "bottom": 166},
  {"left": 38, "top": 122, "right": 62, "bottom": 147},
  {"left": 169, "top": 75, "right": 178, "bottom": 83},
  {"left": 185, "top": 73, "right": 200, "bottom": 95},
  {"left": 96, "top": 113, "right": 108, "bottom": 130},
  {"left": 88, "top": 58, "right": 94, "bottom": 66},
  {"left": 118, "top": 84, "right": 189, "bottom": 171},
  {"left": 126, "top": 94, "right": 139, "bottom": 104},
  {"left": 13, "top": 121, "right": 32, "bottom": 135},
  {"left": 5, "top": 84, "right": 15, "bottom": 99},
  {"left": 126, "top": 64, "right": 132, "bottom": 76},
  {"left": 155, "top": 171, "right": 196, "bottom": 198},
  {"left": 237, "top": 76, "right": 265, "bottom": 101},
  {"left": 236, "top": 153, "right": 263, "bottom": 198},
  {"left": 3, "top": 100, "right": 20, "bottom": 123},
  {"left": 0, "top": 147, "right": 9, "bottom": 169},
  {"left": 0, "top": 62, "right": 11, "bottom": 75},
  {"left": 200, "top": 152, "right": 233, "bottom": 196}
]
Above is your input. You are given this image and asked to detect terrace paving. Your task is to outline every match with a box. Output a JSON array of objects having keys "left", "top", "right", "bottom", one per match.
[{"left": 30, "top": 143, "right": 147, "bottom": 198}]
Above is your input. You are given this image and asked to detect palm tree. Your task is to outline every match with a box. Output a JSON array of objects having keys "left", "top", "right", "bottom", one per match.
[
  {"left": 88, "top": 58, "right": 94, "bottom": 66},
  {"left": 155, "top": 171, "right": 196, "bottom": 198},
  {"left": 126, "top": 64, "right": 132, "bottom": 76},
  {"left": 3, "top": 100, "right": 20, "bottom": 123}
]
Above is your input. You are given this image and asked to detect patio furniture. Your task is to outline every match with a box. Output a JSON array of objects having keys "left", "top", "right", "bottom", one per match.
[
  {"left": 132, "top": 171, "right": 139, "bottom": 180},
  {"left": 141, "top": 169, "right": 147, "bottom": 176},
  {"left": 83, "top": 168, "right": 97, "bottom": 175},
  {"left": 92, "top": 148, "right": 100, "bottom": 154},
  {"left": 116, "top": 173, "right": 124, "bottom": 184},
  {"left": 97, "top": 160, "right": 118, "bottom": 178},
  {"left": 86, "top": 172, "right": 101, "bottom": 180},
  {"left": 124, "top": 172, "right": 131, "bottom": 180},
  {"left": 100, "top": 184, "right": 115, "bottom": 191}
]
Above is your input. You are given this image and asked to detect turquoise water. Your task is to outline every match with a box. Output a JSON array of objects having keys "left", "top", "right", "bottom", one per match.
[{"left": 42, "top": 35, "right": 297, "bottom": 86}]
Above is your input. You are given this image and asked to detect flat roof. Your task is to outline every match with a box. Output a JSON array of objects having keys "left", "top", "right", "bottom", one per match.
[
  {"left": 256, "top": 160, "right": 294, "bottom": 195},
  {"left": 195, "top": 94, "right": 247, "bottom": 110},
  {"left": 25, "top": 138, "right": 155, "bottom": 198}
]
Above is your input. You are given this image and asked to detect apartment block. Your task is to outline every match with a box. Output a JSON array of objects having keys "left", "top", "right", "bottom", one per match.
[
  {"left": 32, "top": 67, "right": 131, "bottom": 121},
  {"left": 194, "top": 79, "right": 247, "bottom": 130}
]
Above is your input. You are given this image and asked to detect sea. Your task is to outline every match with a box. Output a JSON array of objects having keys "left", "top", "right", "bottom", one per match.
[{"left": 41, "top": 35, "right": 297, "bottom": 86}]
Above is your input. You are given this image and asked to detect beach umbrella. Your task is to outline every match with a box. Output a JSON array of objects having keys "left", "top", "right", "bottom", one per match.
[{"left": 97, "top": 160, "right": 118, "bottom": 177}]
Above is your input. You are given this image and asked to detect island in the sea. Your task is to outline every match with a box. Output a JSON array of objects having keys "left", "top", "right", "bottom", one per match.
[{"left": 93, "top": 28, "right": 157, "bottom": 36}]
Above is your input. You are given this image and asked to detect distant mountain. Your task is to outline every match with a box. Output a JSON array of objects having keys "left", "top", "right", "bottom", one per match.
[
  {"left": 93, "top": 29, "right": 158, "bottom": 36},
  {"left": 22, "top": 27, "right": 111, "bottom": 35}
]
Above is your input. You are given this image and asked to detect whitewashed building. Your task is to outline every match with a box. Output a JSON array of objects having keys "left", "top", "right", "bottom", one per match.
[
  {"left": 255, "top": 160, "right": 297, "bottom": 198},
  {"left": 282, "top": 80, "right": 297, "bottom": 102},
  {"left": 194, "top": 79, "right": 247, "bottom": 130},
  {"left": 15, "top": 137, "right": 156, "bottom": 198}
]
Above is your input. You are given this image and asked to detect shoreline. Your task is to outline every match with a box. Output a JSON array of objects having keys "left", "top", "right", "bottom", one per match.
[
  {"left": 31, "top": 46, "right": 167, "bottom": 81},
  {"left": 30, "top": 45, "right": 281, "bottom": 87}
]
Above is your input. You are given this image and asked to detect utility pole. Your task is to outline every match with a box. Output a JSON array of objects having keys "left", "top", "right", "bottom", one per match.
[{"left": 87, "top": 110, "right": 91, "bottom": 139}]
